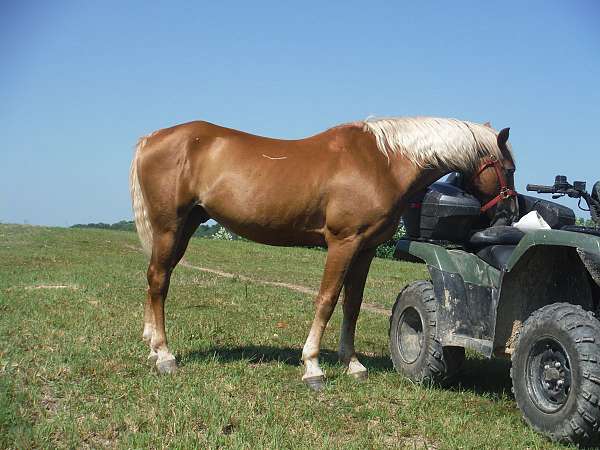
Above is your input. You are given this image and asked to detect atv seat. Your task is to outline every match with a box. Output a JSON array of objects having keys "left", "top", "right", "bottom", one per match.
[
  {"left": 468, "top": 226, "right": 525, "bottom": 248},
  {"left": 469, "top": 226, "right": 525, "bottom": 270}
]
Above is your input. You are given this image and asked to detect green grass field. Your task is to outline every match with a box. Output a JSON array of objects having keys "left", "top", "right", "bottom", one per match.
[{"left": 0, "top": 224, "right": 574, "bottom": 449}]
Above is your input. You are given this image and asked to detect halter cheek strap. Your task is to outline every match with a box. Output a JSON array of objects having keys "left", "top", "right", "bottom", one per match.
[{"left": 473, "top": 155, "right": 518, "bottom": 213}]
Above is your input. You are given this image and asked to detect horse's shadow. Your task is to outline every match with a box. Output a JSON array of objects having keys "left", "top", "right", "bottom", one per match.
[
  {"left": 181, "top": 345, "right": 513, "bottom": 399},
  {"left": 182, "top": 345, "right": 392, "bottom": 372}
]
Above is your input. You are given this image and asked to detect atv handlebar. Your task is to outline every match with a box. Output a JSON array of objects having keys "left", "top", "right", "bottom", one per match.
[
  {"left": 527, "top": 176, "right": 588, "bottom": 198},
  {"left": 527, "top": 175, "right": 600, "bottom": 227},
  {"left": 526, "top": 184, "right": 556, "bottom": 194}
]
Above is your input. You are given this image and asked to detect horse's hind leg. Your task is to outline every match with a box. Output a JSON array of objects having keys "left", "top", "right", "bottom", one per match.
[
  {"left": 145, "top": 229, "right": 179, "bottom": 373},
  {"left": 143, "top": 207, "right": 209, "bottom": 356},
  {"left": 339, "top": 248, "right": 375, "bottom": 380},
  {"left": 145, "top": 207, "right": 209, "bottom": 373}
]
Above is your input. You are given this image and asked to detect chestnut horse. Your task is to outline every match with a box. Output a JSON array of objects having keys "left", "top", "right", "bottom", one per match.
[{"left": 129, "top": 116, "right": 517, "bottom": 390}]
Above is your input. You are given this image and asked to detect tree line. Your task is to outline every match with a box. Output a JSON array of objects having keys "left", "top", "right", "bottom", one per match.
[
  {"left": 71, "top": 217, "right": 596, "bottom": 260},
  {"left": 70, "top": 220, "right": 404, "bottom": 259},
  {"left": 70, "top": 220, "right": 223, "bottom": 238}
]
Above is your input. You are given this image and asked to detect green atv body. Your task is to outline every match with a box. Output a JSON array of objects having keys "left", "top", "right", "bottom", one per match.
[
  {"left": 395, "top": 229, "right": 600, "bottom": 358},
  {"left": 389, "top": 176, "right": 600, "bottom": 446}
]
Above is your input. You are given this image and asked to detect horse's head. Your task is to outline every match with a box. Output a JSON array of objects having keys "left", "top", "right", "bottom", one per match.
[{"left": 463, "top": 127, "right": 519, "bottom": 226}]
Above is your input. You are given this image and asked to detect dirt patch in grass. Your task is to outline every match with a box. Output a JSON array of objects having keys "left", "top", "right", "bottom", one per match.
[
  {"left": 27, "top": 284, "right": 79, "bottom": 290},
  {"left": 178, "top": 259, "right": 391, "bottom": 316},
  {"left": 6, "top": 284, "right": 80, "bottom": 291},
  {"left": 125, "top": 243, "right": 391, "bottom": 315}
]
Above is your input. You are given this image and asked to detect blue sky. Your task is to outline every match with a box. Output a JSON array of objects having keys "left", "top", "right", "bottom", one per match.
[{"left": 1, "top": 1, "right": 599, "bottom": 226}]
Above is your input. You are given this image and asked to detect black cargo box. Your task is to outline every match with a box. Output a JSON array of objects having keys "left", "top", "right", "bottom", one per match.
[
  {"left": 403, "top": 182, "right": 482, "bottom": 242},
  {"left": 517, "top": 194, "right": 575, "bottom": 229}
]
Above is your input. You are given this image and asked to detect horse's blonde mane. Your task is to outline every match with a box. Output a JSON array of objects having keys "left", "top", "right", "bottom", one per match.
[{"left": 362, "top": 116, "right": 514, "bottom": 171}]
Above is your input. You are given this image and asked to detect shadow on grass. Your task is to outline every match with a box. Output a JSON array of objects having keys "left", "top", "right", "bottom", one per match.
[
  {"left": 181, "top": 345, "right": 393, "bottom": 373},
  {"left": 451, "top": 356, "right": 513, "bottom": 400},
  {"left": 181, "top": 346, "right": 512, "bottom": 399}
]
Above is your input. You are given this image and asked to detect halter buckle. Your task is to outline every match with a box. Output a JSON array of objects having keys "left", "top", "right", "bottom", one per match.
[{"left": 499, "top": 187, "right": 512, "bottom": 199}]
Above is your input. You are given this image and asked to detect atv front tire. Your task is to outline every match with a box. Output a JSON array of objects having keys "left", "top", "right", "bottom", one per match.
[
  {"left": 389, "top": 281, "right": 464, "bottom": 386},
  {"left": 511, "top": 303, "right": 600, "bottom": 446}
]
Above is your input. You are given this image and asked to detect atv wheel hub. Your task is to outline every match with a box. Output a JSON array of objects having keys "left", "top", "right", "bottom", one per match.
[
  {"left": 397, "top": 307, "right": 424, "bottom": 364},
  {"left": 527, "top": 337, "right": 572, "bottom": 413}
]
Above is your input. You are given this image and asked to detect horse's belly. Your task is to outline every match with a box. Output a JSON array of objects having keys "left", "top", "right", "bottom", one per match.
[
  {"left": 200, "top": 184, "right": 326, "bottom": 247},
  {"left": 223, "top": 221, "right": 325, "bottom": 247},
  {"left": 207, "top": 208, "right": 326, "bottom": 246}
]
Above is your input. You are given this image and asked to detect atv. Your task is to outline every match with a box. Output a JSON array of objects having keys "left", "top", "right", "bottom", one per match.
[{"left": 389, "top": 174, "right": 600, "bottom": 446}]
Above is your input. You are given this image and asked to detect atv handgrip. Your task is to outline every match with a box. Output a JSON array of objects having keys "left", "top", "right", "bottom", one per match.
[{"left": 526, "top": 184, "right": 556, "bottom": 193}]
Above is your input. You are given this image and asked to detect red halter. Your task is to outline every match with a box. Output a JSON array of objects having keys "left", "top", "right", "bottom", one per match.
[{"left": 472, "top": 155, "right": 518, "bottom": 213}]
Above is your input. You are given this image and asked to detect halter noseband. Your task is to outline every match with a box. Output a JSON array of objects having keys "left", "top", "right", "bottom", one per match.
[{"left": 472, "top": 154, "right": 517, "bottom": 213}]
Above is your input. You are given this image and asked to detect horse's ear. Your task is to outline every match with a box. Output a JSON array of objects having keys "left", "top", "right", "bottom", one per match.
[
  {"left": 497, "top": 127, "right": 510, "bottom": 146},
  {"left": 483, "top": 121, "right": 492, "bottom": 128}
]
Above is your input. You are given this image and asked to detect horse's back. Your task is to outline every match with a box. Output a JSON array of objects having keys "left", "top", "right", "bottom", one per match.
[{"left": 136, "top": 119, "right": 391, "bottom": 245}]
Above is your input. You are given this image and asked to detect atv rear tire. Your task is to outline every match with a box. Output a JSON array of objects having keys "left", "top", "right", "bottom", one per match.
[
  {"left": 511, "top": 303, "right": 600, "bottom": 446},
  {"left": 389, "top": 281, "right": 464, "bottom": 386}
]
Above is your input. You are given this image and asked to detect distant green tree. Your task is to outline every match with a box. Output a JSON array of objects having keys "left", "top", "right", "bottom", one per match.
[
  {"left": 193, "top": 224, "right": 219, "bottom": 238},
  {"left": 576, "top": 217, "right": 596, "bottom": 227},
  {"left": 71, "top": 221, "right": 134, "bottom": 231},
  {"left": 376, "top": 223, "right": 406, "bottom": 259},
  {"left": 71, "top": 220, "right": 247, "bottom": 239},
  {"left": 110, "top": 220, "right": 136, "bottom": 231}
]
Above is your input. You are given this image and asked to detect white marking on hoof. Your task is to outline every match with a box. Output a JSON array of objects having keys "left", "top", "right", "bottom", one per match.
[
  {"left": 347, "top": 358, "right": 367, "bottom": 375},
  {"left": 302, "top": 357, "right": 325, "bottom": 380},
  {"left": 348, "top": 368, "right": 368, "bottom": 381},
  {"left": 344, "top": 357, "right": 368, "bottom": 381}
]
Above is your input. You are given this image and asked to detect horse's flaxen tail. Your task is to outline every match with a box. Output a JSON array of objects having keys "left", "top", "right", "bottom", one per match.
[{"left": 129, "top": 136, "right": 153, "bottom": 257}]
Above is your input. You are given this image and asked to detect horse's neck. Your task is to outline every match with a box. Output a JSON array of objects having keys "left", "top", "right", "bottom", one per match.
[{"left": 389, "top": 157, "right": 449, "bottom": 198}]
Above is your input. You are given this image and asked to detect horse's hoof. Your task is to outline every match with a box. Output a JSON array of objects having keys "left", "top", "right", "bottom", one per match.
[
  {"left": 303, "top": 375, "right": 326, "bottom": 391},
  {"left": 156, "top": 358, "right": 177, "bottom": 375},
  {"left": 349, "top": 370, "right": 368, "bottom": 382}
]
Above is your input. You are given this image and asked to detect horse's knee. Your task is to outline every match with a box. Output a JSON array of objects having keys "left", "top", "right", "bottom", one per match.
[
  {"left": 146, "top": 263, "right": 158, "bottom": 287},
  {"left": 146, "top": 263, "right": 171, "bottom": 296}
]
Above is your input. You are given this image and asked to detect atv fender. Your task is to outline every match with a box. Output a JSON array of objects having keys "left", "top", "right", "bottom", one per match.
[
  {"left": 493, "top": 230, "right": 600, "bottom": 354},
  {"left": 505, "top": 229, "right": 600, "bottom": 271},
  {"left": 395, "top": 240, "right": 501, "bottom": 356}
]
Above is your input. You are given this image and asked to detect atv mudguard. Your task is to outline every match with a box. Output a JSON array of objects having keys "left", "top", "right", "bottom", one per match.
[
  {"left": 395, "top": 230, "right": 600, "bottom": 358},
  {"left": 505, "top": 229, "right": 600, "bottom": 270},
  {"left": 395, "top": 240, "right": 501, "bottom": 356}
]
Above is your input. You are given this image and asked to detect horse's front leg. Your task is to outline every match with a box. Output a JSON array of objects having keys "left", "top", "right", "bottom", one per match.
[
  {"left": 339, "top": 248, "right": 375, "bottom": 380},
  {"left": 302, "top": 237, "right": 361, "bottom": 391}
]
